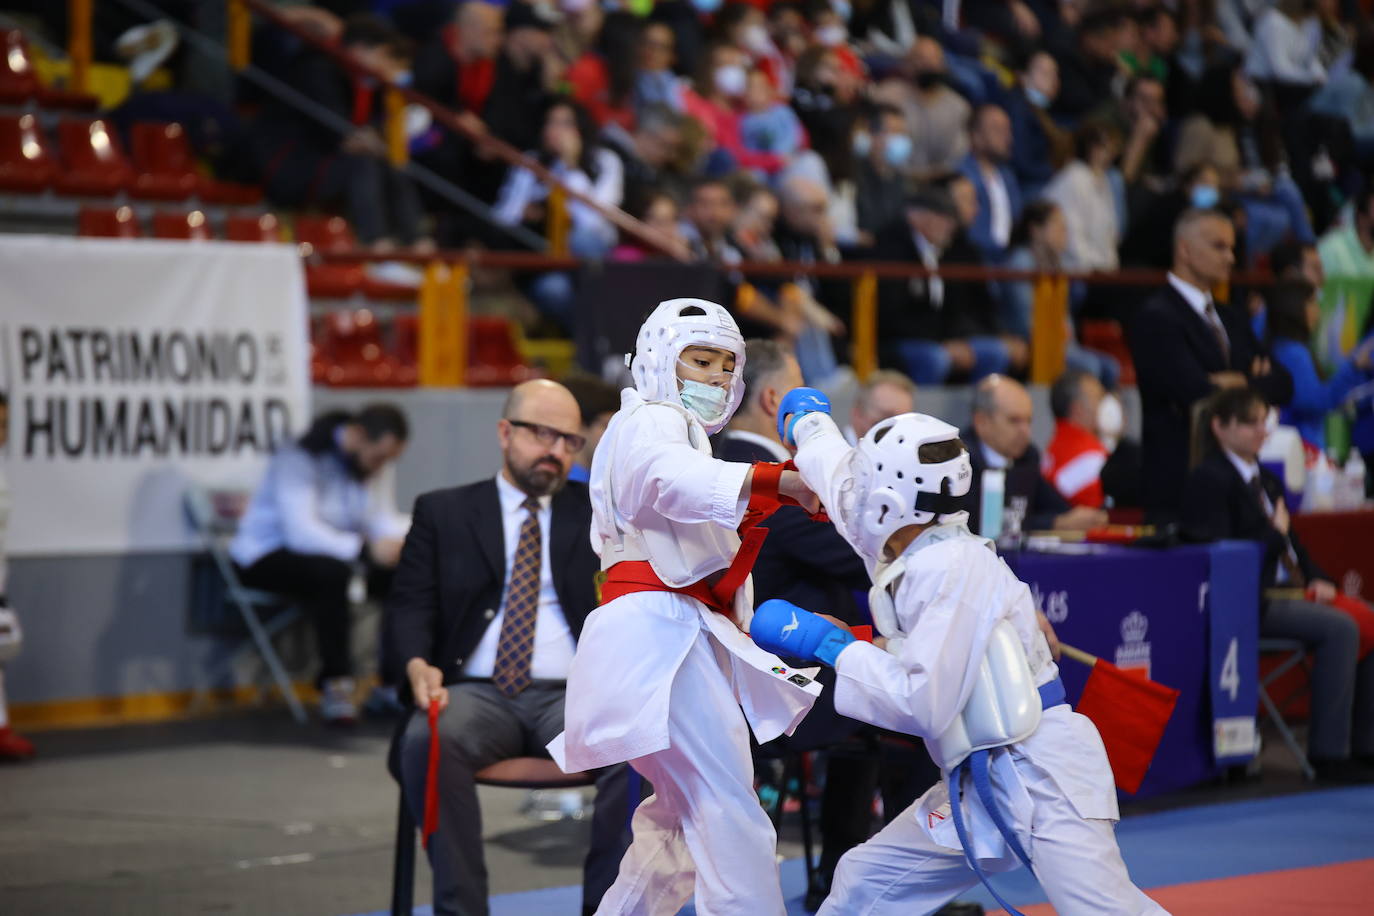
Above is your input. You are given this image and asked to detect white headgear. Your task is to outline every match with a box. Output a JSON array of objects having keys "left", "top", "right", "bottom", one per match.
[
  {"left": 629, "top": 298, "right": 746, "bottom": 434},
  {"left": 839, "top": 412, "right": 972, "bottom": 569}
]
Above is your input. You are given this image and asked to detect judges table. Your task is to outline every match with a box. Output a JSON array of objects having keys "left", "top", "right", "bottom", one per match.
[{"left": 1002, "top": 541, "right": 1262, "bottom": 799}]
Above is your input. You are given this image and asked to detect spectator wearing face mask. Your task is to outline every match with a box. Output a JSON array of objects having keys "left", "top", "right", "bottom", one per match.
[
  {"left": 791, "top": 44, "right": 864, "bottom": 186},
  {"left": 738, "top": 67, "right": 807, "bottom": 161},
  {"left": 874, "top": 36, "right": 970, "bottom": 176},
  {"left": 1006, "top": 48, "right": 1073, "bottom": 201},
  {"left": 854, "top": 104, "right": 913, "bottom": 242},
  {"left": 683, "top": 42, "right": 788, "bottom": 175},
  {"left": 1097, "top": 389, "right": 1145, "bottom": 510}
]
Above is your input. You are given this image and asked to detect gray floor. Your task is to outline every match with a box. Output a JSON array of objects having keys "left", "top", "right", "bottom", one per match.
[
  {"left": 0, "top": 708, "right": 1312, "bottom": 916},
  {"left": 0, "top": 711, "right": 805, "bottom": 916}
]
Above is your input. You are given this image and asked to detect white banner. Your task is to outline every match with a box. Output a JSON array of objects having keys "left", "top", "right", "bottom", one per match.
[{"left": 0, "top": 236, "right": 310, "bottom": 555}]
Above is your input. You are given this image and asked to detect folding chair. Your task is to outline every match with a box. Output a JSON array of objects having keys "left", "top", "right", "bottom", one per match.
[
  {"left": 184, "top": 486, "right": 307, "bottom": 723},
  {"left": 387, "top": 716, "right": 596, "bottom": 916},
  {"left": 1257, "top": 637, "right": 1316, "bottom": 781}
]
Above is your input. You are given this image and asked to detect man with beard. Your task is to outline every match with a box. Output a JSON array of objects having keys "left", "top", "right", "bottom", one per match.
[
  {"left": 232, "top": 403, "right": 411, "bottom": 724},
  {"left": 385, "top": 379, "right": 633, "bottom": 916},
  {"left": 958, "top": 103, "right": 1022, "bottom": 264}
]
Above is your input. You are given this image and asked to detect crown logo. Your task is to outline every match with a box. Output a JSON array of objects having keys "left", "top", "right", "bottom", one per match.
[{"left": 1121, "top": 610, "right": 1149, "bottom": 644}]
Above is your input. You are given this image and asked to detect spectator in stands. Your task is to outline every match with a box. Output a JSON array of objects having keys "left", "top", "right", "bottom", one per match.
[
  {"left": 875, "top": 37, "right": 970, "bottom": 177},
  {"left": 602, "top": 104, "right": 689, "bottom": 208},
  {"left": 682, "top": 175, "right": 743, "bottom": 264},
  {"left": 962, "top": 375, "right": 1109, "bottom": 537},
  {"left": 231, "top": 405, "right": 412, "bottom": 724},
  {"left": 854, "top": 104, "right": 914, "bottom": 242},
  {"left": 683, "top": 42, "right": 789, "bottom": 176},
  {"left": 716, "top": 340, "right": 897, "bottom": 910},
  {"left": 1266, "top": 279, "right": 1374, "bottom": 450},
  {"left": 765, "top": 2, "right": 810, "bottom": 93},
  {"left": 559, "top": 372, "right": 622, "bottom": 485},
  {"left": 738, "top": 67, "right": 807, "bottom": 160},
  {"left": 387, "top": 380, "right": 635, "bottom": 915},
  {"left": 1251, "top": 238, "right": 1326, "bottom": 338},
  {"left": 1183, "top": 386, "right": 1374, "bottom": 785},
  {"left": 611, "top": 190, "right": 688, "bottom": 262},
  {"left": 958, "top": 103, "right": 1022, "bottom": 263},
  {"left": 1002, "top": 200, "right": 1121, "bottom": 389},
  {"left": 1245, "top": 0, "right": 1328, "bottom": 100},
  {"left": 1006, "top": 48, "right": 1073, "bottom": 200},
  {"left": 634, "top": 21, "right": 684, "bottom": 115},
  {"left": 1126, "top": 5, "right": 1181, "bottom": 82},
  {"left": 844, "top": 369, "right": 917, "bottom": 445},
  {"left": 413, "top": 0, "right": 503, "bottom": 120},
  {"left": 873, "top": 185, "right": 1015, "bottom": 384},
  {"left": 1052, "top": 6, "right": 1129, "bottom": 121},
  {"left": 1045, "top": 369, "right": 1111, "bottom": 509},
  {"left": 1098, "top": 388, "right": 1146, "bottom": 510},
  {"left": 773, "top": 174, "right": 849, "bottom": 385},
  {"left": 1123, "top": 162, "right": 1231, "bottom": 270},
  {"left": 1175, "top": 59, "right": 1315, "bottom": 263},
  {"left": 1129, "top": 208, "right": 1294, "bottom": 521},
  {"left": 255, "top": 15, "right": 431, "bottom": 251},
  {"left": 1308, "top": 29, "right": 1374, "bottom": 163},
  {"left": 1113, "top": 75, "right": 1170, "bottom": 192},
  {"left": 732, "top": 182, "right": 783, "bottom": 263},
  {"left": 562, "top": 8, "right": 641, "bottom": 130},
  {"left": 493, "top": 97, "right": 623, "bottom": 329},
  {"left": 1318, "top": 184, "right": 1374, "bottom": 276},
  {"left": 791, "top": 44, "right": 863, "bottom": 187},
  {"left": 718, "top": 1, "right": 793, "bottom": 92},
  {"left": 0, "top": 390, "right": 35, "bottom": 761},
  {"left": 483, "top": 1, "right": 563, "bottom": 154},
  {"left": 1045, "top": 122, "right": 1123, "bottom": 272}
]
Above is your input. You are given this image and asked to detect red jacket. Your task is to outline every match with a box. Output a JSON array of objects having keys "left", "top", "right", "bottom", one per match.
[{"left": 1043, "top": 419, "right": 1108, "bottom": 508}]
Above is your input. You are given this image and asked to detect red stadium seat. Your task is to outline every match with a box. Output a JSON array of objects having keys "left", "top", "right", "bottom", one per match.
[
  {"left": 1080, "top": 319, "right": 1137, "bottom": 387},
  {"left": 129, "top": 122, "right": 199, "bottom": 200},
  {"left": 152, "top": 209, "right": 212, "bottom": 240},
  {"left": 78, "top": 205, "right": 142, "bottom": 238},
  {"left": 226, "top": 212, "right": 284, "bottom": 243},
  {"left": 0, "top": 113, "right": 57, "bottom": 192},
  {"left": 467, "top": 316, "right": 534, "bottom": 387},
  {"left": 392, "top": 313, "right": 419, "bottom": 386},
  {"left": 53, "top": 119, "right": 135, "bottom": 196},
  {"left": 318, "top": 309, "right": 409, "bottom": 386},
  {"left": 296, "top": 215, "right": 366, "bottom": 297},
  {"left": 0, "top": 30, "right": 98, "bottom": 109},
  {"left": 199, "top": 177, "right": 264, "bottom": 206}
]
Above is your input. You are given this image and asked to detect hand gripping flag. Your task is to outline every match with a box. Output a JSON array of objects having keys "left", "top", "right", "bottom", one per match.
[{"left": 1060, "top": 643, "right": 1180, "bottom": 794}]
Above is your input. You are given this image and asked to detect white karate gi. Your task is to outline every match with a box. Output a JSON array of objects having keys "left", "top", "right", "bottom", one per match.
[
  {"left": 790, "top": 414, "right": 1168, "bottom": 916},
  {"left": 549, "top": 389, "right": 820, "bottom": 916}
]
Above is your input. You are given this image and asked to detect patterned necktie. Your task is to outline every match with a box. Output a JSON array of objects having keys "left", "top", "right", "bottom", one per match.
[
  {"left": 1204, "top": 301, "right": 1231, "bottom": 364},
  {"left": 1248, "top": 475, "right": 1305, "bottom": 587},
  {"left": 492, "top": 497, "right": 542, "bottom": 697}
]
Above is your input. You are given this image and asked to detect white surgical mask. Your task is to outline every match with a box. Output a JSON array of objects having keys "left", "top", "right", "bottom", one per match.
[
  {"left": 883, "top": 133, "right": 912, "bottom": 167},
  {"left": 679, "top": 379, "right": 730, "bottom": 425},
  {"left": 742, "top": 24, "right": 772, "bottom": 55},
  {"left": 714, "top": 64, "right": 748, "bottom": 97},
  {"left": 852, "top": 130, "right": 872, "bottom": 157},
  {"left": 1097, "top": 393, "right": 1123, "bottom": 452},
  {"left": 816, "top": 24, "right": 848, "bottom": 47},
  {"left": 1025, "top": 86, "right": 1050, "bottom": 108}
]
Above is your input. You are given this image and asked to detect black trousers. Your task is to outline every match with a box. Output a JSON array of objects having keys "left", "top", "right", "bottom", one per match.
[{"left": 237, "top": 549, "right": 392, "bottom": 682}]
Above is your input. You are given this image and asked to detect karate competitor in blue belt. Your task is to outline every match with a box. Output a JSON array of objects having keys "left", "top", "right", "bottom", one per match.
[{"left": 749, "top": 389, "right": 1168, "bottom": 916}]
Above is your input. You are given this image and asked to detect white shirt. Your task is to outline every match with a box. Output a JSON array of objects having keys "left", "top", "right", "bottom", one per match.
[
  {"left": 1169, "top": 271, "right": 1230, "bottom": 355},
  {"left": 1223, "top": 447, "right": 1296, "bottom": 583},
  {"left": 980, "top": 441, "right": 1010, "bottom": 470},
  {"left": 723, "top": 428, "right": 790, "bottom": 462},
  {"left": 913, "top": 230, "right": 944, "bottom": 308},
  {"left": 1245, "top": 8, "right": 1325, "bottom": 86},
  {"left": 982, "top": 162, "right": 1012, "bottom": 248},
  {"left": 462, "top": 473, "right": 575, "bottom": 679},
  {"left": 1044, "top": 161, "right": 1119, "bottom": 271}
]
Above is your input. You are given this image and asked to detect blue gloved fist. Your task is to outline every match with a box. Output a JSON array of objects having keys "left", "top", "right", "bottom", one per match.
[
  {"left": 751, "top": 598, "right": 855, "bottom": 667},
  {"left": 777, "top": 387, "right": 832, "bottom": 447}
]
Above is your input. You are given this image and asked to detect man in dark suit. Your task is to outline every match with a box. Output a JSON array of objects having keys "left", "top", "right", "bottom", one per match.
[
  {"left": 962, "top": 375, "right": 1107, "bottom": 538},
  {"left": 386, "top": 379, "right": 633, "bottom": 916},
  {"left": 1128, "top": 207, "right": 1293, "bottom": 522},
  {"left": 1182, "top": 387, "right": 1374, "bottom": 784}
]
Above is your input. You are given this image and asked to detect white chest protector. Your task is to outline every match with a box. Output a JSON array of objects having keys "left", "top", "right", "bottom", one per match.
[{"left": 868, "top": 526, "right": 1044, "bottom": 772}]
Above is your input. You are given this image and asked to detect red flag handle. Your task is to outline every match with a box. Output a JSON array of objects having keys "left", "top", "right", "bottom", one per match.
[
  {"left": 422, "top": 697, "right": 441, "bottom": 849},
  {"left": 1058, "top": 642, "right": 1099, "bottom": 667}
]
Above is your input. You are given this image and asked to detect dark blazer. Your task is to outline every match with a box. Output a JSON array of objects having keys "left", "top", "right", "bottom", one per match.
[
  {"left": 962, "top": 426, "right": 1069, "bottom": 536},
  {"left": 385, "top": 478, "right": 600, "bottom": 692},
  {"left": 716, "top": 433, "right": 870, "bottom": 625},
  {"left": 1181, "top": 450, "right": 1326, "bottom": 592},
  {"left": 1128, "top": 283, "right": 1293, "bottom": 521},
  {"left": 872, "top": 224, "right": 1002, "bottom": 349}
]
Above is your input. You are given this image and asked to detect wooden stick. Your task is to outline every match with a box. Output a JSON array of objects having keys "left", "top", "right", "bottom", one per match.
[{"left": 1058, "top": 642, "right": 1099, "bottom": 667}]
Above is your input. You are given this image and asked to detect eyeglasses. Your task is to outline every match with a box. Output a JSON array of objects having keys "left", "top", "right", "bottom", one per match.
[{"left": 508, "top": 419, "right": 587, "bottom": 453}]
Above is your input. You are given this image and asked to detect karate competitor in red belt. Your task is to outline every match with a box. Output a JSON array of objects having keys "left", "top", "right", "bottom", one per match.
[
  {"left": 548, "top": 298, "right": 823, "bottom": 915},
  {"left": 749, "top": 390, "right": 1167, "bottom": 916}
]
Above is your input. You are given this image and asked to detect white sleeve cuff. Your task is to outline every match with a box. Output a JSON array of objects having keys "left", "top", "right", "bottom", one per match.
[{"left": 713, "top": 460, "right": 754, "bottom": 527}]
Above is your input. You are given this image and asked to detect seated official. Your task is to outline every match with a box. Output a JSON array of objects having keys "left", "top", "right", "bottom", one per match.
[
  {"left": 1183, "top": 387, "right": 1374, "bottom": 785},
  {"left": 962, "top": 375, "right": 1107, "bottom": 537},
  {"left": 385, "top": 380, "right": 633, "bottom": 916},
  {"left": 842, "top": 370, "right": 917, "bottom": 446},
  {"left": 231, "top": 404, "right": 411, "bottom": 724},
  {"left": 1043, "top": 369, "right": 1111, "bottom": 508}
]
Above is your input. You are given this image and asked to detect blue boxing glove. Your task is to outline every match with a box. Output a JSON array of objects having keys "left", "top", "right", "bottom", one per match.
[
  {"left": 751, "top": 598, "right": 855, "bottom": 667},
  {"left": 777, "top": 387, "right": 832, "bottom": 447}
]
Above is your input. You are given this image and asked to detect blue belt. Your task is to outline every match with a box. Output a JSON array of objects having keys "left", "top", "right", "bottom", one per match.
[{"left": 947, "top": 678, "right": 1066, "bottom": 916}]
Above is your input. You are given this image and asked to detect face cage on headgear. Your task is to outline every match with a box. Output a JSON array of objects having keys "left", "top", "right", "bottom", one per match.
[{"left": 629, "top": 298, "right": 746, "bottom": 432}]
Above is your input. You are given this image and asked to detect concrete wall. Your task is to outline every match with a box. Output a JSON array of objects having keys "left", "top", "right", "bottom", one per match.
[{"left": 6, "top": 384, "right": 1140, "bottom": 711}]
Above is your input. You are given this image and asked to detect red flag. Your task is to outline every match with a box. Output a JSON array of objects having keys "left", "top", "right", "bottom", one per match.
[
  {"left": 1072, "top": 655, "right": 1180, "bottom": 794},
  {"left": 422, "top": 698, "right": 441, "bottom": 849}
]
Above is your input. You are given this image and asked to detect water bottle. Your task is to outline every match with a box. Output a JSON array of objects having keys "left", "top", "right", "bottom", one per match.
[
  {"left": 980, "top": 469, "right": 1005, "bottom": 540},
  {"left": 1344, "top": 451, "right": 1368, "bottom": 508},
  {"left": 1303, "top": 453, "right": 1337, "bottom": 512}
]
